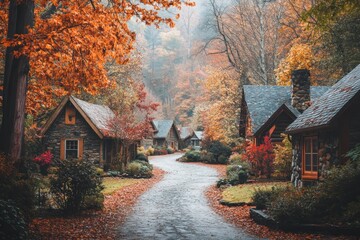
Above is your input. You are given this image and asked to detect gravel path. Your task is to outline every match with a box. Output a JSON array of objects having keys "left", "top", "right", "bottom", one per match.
[{"left": 117, "top": 153, "right": 258, "bottom": 240}]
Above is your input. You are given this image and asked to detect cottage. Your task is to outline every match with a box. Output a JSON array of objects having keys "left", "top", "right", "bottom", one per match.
[
  {"left": 239, "top": 70, "right": 330, "bottom": 146},
  {"left": 152, "top": 120, "right": 180, "bottom": 150},
  {"left": 40, "top": 96, "right": 137, "bottom": 169},
  {"left": 190, "top": 131, "right": 203, "bottom": 150},
  {"left": 179, "top": 127, "right": 194, "bottom": 149},
  {"left": 286, "top": 65, "right": 360, "bottom": 186}
]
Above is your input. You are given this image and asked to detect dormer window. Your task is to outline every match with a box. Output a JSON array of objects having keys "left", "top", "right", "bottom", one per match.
[{"left": 65, "top": 106, "right": 76, "bottom": 125}]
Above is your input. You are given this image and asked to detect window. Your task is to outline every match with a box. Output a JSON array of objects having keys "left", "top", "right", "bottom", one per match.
[
  {"left": 66, "top": 140, "right": 78, "bottom": 159},
  {"left": 303, "top": 136, "right": 318, "bottom": 178},
  {"left": 65, "top": 106, "right": 76, "bottom": 125}
]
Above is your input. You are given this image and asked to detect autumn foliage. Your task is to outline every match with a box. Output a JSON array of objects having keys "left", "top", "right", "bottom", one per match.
[
  {"left": 0, "top": 0, "right": 194, "bottom": 115},
  {"left": 242, "top": 136, "right": 274, "bottom": 178}
]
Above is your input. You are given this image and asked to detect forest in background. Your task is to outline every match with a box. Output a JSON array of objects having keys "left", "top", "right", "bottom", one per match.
[{"left": 0, "top": 0, "right": 359, "bottom": 152}]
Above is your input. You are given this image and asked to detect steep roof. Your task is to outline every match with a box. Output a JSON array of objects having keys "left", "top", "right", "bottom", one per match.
[
  {"left": 287, "top": 64, "right": 360, "bottom": 133},
  {"left": 191, "top": 131, "right": 203, "bottom": 140},
  {"left": 153, "top": 120, "right": 178, "bottom": 139},
  {"left": 41, "top": 96, "right": 116, "bottom": 138},
  {"left": 243, "top": 85, "right": 330, "bottom": 135},
  {"left": 180, "top": 127, "right": 194, "bottom": 140}
]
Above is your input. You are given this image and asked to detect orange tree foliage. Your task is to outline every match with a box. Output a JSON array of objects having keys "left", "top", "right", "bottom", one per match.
[
  {"left": 0, "top": 0, "right": 194, "bottom": 115},
  {"left": 199, "top": 67, "right": 241, "bottom": 146},
  {"left": 242, "top": 136, "right": 274, "bottom": 178}
]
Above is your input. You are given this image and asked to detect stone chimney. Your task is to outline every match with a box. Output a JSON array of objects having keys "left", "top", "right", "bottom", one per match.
[{"left": 291, "top": 69, "right": 310, "bottom": 113}]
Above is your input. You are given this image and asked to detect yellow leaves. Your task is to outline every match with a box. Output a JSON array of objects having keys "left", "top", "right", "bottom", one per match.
[
  {"left": 200, "top": 67, "right": 241, "bottom": 145},
  {"left": 275, "top": 43, "right": 314, "bottom": 86}
]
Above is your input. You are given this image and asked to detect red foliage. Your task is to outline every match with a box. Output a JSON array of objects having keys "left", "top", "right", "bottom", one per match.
[
  {"left": 242, "top": 136, "right": 274, "bottom": 178},
  {"left": 33, "top": 150, "right": 53, "bottom": 166}
]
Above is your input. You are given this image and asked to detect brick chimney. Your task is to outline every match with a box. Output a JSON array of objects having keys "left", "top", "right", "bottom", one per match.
[{"left": 291, "top": 69, "right": 310, "bottom": 113}]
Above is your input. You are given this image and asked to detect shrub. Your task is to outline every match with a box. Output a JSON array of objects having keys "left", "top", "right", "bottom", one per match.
[
  {"left": 136, "top": 153, "right": 148, "bottom": 162},
  {"left": 50, "top": 159, "right": 104, "bottom": 214},
  {"left": 267, "top": 146, "right": 360, "bottom": 226},
  {"left": 273, "top": 134, "right": 292, "bottom": 179},
  {"left": 166, "top": 147, "right": 175, "bottom": 154},
  {"left": 83, "top": 194, "right": 104, "bottom": 210},
  {"left": 137, "top": 146, "right": 146, "bottom": 155},
  {"left": 228, "top": 153, "right": 242, "bottom": 164},
  {"left": 184, "top": 150, "right": 201, "bottom": 162},
  {"left": 226, "top": 165, "right": 248, "bottom": 185},
  {"left": 153, "top": 149, "right": 168, "bottom": 155},
  {"left": 252, "top": 187, "right": 284, "bottom": 210},
  {"left": 205, "top": 140, "right": 232, "bottom": 162},
  {"left": 33, "top": 150, "right": 53, "bottom": 175},
  {"left": 126, "top": 160, "right": 153, "bottom": 178},
  {"left": 200, "top": 150, "right": 216, "bottom": 163},
  {"left": 146, "top": 146, "right": 155, "bottom": 156},
  {"left": 242, "top": 136, "right": 274, "bottom": 178},
  {"left": 0, "top": 200, "right": 28, "bottom": 240}
]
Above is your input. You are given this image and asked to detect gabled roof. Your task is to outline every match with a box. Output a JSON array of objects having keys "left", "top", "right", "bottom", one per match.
[
  {"left": 191, "top": 131, "right": 203, "bottom": 140},
  {"left": 152, "top": 120, "right": 179, "bottom": 139},
  {"left": 287, "top": 64, "right": 360, "bottom": 133},
  {"left": 40, "top": 96, "right": 116, "bottom": 139},
  {"left": 180, "top": 127, "right": 194, "bottom": 140},
  {"left": 253, "top": 103, "right": 299, "bottom": 137},
  {"left": 243, "top": 85, "right": 330, "bottom": 135}
]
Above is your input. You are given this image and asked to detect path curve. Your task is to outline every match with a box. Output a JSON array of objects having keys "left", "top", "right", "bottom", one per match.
[{"left": 117, "top": 153, "right": 256, "bottom": 240}]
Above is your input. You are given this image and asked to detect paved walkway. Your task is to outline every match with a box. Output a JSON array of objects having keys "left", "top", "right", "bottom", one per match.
[{"left": 117, "top": 153, "right": 258, "bottom": 240}]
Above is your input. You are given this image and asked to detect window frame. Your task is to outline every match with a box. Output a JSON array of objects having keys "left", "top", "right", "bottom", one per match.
[
  {"left": 65, "top": 139, "right": 79, "bottom": 159},
  {"left": 302, "top": 136, "right": 318, "bottom": 179}
]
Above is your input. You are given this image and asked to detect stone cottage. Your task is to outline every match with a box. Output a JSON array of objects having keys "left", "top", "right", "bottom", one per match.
[
  {"left": 239, "top": 70, "right": 330, "bottom": 145},
  {"left": 152, "top": 120, "right": 180, "bottom": 150},
  {"left": 286, "top": 65, "right": 360, "bottom": 186},
  {"left": 40, "top": 96, "right": 137, "bottom": 168},
  {"left": 191, "top": 131, "right": 203, "bottom": 150}
]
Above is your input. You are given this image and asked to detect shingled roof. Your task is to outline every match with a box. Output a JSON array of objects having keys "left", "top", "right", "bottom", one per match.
[
  {"left": 180, "top": 127, "right": 194, "bottom": 140},
  {"left": 72, "top": 97, "right": 115, "bottom": 137},
  {"left": 153, "top": 120, "right": 178, "bottom": 139},
  {"left": 41, "top": 96, "right": 116, "bottom": 138},
  {"left": 243, "top": 85, "right": 330, "bottom": 135},
  {"left": 287, "top": 64, "right": 360, "bottom": 133},
  {"left": 191, "top": 131, "right": 203, "bottom": 140}
]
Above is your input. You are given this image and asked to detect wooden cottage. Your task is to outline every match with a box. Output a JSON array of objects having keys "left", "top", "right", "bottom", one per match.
[
  {"left": 239, "top": 70, "right": 330, "bottom": 146},
  {"left": 191, "top": 131, "right": 203, "bottom": 150},
  {"left": 152, "top": 120, "right": 180, "bottom": 150},
  {"left": 286, "top": 65, "right": 360, "bottom": 186},
  {"left": 179, "top": 127, "right": 194, "bottom": 149},
  {"left": 40, "top": 96, "right": 137, "bottom": 169}
]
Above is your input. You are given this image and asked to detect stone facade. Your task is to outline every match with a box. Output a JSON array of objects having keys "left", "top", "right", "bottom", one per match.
[
  {"left": 291, "top": 69, "right": 311, "bottom": 113},
  {"left": 43, "top": 104, "right": 102, "bottom": 165},
  {"left": 291, "top": 131, "right": 341, "bottom": 187}
]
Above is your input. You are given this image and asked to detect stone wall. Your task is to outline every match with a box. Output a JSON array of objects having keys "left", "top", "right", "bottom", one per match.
[
  {"left": 43, "top": 104, "right": 102, "bottom": 165},
  {"left": 291, "top": 69, "right": 310, "bottom": 113},
  {"left": 291, "top": 131, "right": 340, "bottom": 187}
]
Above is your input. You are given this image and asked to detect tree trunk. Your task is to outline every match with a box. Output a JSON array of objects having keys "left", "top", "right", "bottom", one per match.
[{"left": 0, "top": 0, "right": 34, "bottom": 164}]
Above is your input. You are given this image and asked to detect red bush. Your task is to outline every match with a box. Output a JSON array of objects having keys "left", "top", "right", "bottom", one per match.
[{"left": 242, "top": 136, "right": 274, "bottom": 178}]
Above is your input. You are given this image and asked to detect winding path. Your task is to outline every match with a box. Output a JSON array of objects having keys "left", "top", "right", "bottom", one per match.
[{"left": 117, "top": 153, "right": 257, "bottom": 240}]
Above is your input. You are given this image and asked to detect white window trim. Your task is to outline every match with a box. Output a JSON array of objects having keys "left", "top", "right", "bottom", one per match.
[{"left": 65, "top": 139, "right": 79, "bottom": 159}]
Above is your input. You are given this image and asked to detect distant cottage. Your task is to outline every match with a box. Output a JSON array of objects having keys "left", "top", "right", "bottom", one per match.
[
  {"left": 239, "top": 70, "right": 330, "bottom": 145},
  {"left": 179, "top": 127, "right": 194, "bottom": 149},
  {"left": 286, "top": 65, "right": 360, "bottom": 186},
  {"left": 40, "top": 96, "right": 137, "bottom": 168},
  {"left": 152, "top": 120, "right": 180, "bottom": 150},
  {"left": 191, "top": 131, "right": 203, "bottom": 150}
]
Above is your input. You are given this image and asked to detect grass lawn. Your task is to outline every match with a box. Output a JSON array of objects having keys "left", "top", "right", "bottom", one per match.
[
  {"left": 102, "top": 177, "right": 141, "bottom": 195},
  {"left": 222, "top": 181, "right": 290, "bottom": 203}
]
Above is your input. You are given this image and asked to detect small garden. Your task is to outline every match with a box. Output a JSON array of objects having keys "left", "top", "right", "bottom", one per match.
[
  {"left": 250, "top": 144, "right": 360, "bottom": 231},
  {"left": 0, "top": 143, "right": 162, "bottom": 239}
]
